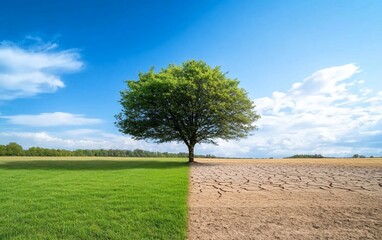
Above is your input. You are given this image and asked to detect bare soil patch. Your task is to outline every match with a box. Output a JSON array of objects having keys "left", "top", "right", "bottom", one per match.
[{"left": 188, "top": 158, "right": 382, "bottom": 239}]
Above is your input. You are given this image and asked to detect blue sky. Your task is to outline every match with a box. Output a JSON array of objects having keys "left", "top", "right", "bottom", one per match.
[{"left": 1, "top": 0, "right": 382, "bottom": 157}]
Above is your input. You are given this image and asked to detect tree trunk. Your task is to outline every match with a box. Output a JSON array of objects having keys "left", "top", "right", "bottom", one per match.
[{"left": 188, "top": 144, "right": 195, "bottom": 163}]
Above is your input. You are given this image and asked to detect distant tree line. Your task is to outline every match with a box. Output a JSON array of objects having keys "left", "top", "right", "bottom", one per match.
[
  {"left": 286, "top": 154, "right": 324, "bottom": 158},
  {"left": 0, "top": 142, "right": 216, "bottom": 158},
  {"left": 286, "top": 154, "right": 379, "bottom": 159},
  {"left": 352, "top": 154, "right": 366, "bottom": 158}
]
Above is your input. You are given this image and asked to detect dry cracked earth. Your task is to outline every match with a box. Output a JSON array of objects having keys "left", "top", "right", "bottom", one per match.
[{"left": 188, "top": 159, "right": 382, "bottom": 240}]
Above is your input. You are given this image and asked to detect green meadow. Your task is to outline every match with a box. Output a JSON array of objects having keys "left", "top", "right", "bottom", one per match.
[{"left": 0, "top": 157, "right": 189, "bottom": 240}]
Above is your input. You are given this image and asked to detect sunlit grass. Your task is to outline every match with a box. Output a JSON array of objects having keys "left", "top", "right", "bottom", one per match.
[{"left": 0, "top": 157, "right": 189, "bottom": 239}]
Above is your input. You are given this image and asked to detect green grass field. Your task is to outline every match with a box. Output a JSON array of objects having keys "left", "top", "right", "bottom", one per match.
[{"left": 0, "top": 157, "right": 189, "bottom": 240}]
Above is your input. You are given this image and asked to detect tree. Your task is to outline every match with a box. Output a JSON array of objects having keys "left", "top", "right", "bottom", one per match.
[
  {"left": 116, "top": 60, "right": 260, "bottom": 162},
  {"left": 5, "top": 142, "right": 24, "bottom": 156},
  {"left": 0, "top": 145, "right": 6, "bottom": 156}
]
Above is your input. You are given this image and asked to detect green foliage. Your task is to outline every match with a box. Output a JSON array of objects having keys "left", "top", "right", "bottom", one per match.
[
  {"left": 0, "top": 145, "right": 5, "bottom": 156},
  {"left": 0, "top": 157, "right": 188, "bottom": 239},
  {"left": 352, "top": 154, "right": 366, "bottom": 158},
  {"left": 287, "top": 154, "right": 324, "bottom": 158},
  {"left": 116, "top": 60, "right": 260, "bottom": 162},
  {"left": 4, "top": 142, "right": 24, "bottom": 156},
  {"left": 0, "top": 142, "right": 216, "bottom": 158}
]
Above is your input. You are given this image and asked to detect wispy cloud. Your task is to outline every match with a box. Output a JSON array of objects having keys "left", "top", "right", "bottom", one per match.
[
  {"left": 0, "top": 130, "right": 186, "bottom": 153},
  {"left": 0, "top": 39, "right": 83, "bottom": 100},
  {"left": 246, "top": 63, "right": 382, "bottom": 157},
  {"left": 2, "top": 112, "right": 102, "bottom": 127}
]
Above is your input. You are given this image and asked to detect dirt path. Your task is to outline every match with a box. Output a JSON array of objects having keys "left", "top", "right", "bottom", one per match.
[{"left": 188, "top": 159, "right": 382, "bottom": 240}]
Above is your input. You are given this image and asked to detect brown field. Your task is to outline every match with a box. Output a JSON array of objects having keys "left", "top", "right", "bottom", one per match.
[{"left": 188, "top": 158, "right": 382, "bottom": 240}]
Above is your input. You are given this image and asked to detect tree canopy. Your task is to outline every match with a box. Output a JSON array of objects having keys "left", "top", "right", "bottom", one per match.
[{"left": 116, "top": 60, "right": 260, "bottom": 162}]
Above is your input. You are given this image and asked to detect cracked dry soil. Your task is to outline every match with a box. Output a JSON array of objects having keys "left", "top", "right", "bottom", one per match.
[{"left": 188, "top": 158, "right": 382, "bottom": 240}]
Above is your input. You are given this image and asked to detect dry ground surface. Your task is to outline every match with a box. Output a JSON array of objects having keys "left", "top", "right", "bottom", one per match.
[{"left": 188, "top": 158, "right": 382, "bottom": 240}]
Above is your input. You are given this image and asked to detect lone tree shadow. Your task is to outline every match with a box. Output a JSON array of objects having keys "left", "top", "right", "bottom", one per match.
[{"left": 0, "top": 160, "right": 188, "bottom": 171}]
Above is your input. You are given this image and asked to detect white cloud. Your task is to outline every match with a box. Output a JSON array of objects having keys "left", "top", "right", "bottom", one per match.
[
  {"left": 0, "top": 40, "right": 83, "bottom": 100},
  {"left": 246, "top": 63, "right": 382, "bottom": 157},
  {"left": 64, "top": 129, "right": 103, "bottom": 136},
  {"left": 0, "top": 130, "right": 186, "bottom": 153},
  {"left": 2, "top": 112, "right": 102, "bottom": 127}
]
